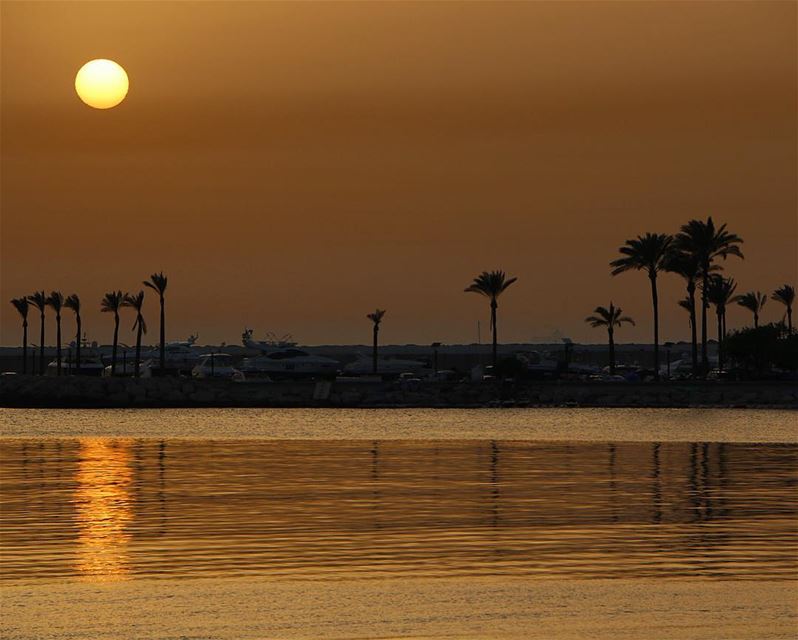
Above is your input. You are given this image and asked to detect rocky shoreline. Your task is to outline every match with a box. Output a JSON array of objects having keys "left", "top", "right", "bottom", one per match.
[{"left": 1, "top": 375, "right": 796, "bottom": 409}]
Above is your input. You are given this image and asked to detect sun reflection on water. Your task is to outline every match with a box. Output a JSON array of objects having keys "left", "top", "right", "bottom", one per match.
[{"left": 73, "top": 439, "right": 134, "bottom": 581}]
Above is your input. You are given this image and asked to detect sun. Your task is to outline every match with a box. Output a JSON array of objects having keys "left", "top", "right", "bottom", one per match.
[{"left": 75, "top": 59, "right": 129, "bottom": 109}]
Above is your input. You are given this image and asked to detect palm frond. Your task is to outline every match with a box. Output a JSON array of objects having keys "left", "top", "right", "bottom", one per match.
[
  {"left": 10, "top": 297, "right": 29, "bottom": 319},
  {"left": 64, "top": 294, "right": 81, "bottom": 314},
  {"left": 772, "top": 284, "right": 795, "bottom": 307},
  {"left": 143, "top": 271, "right": 168, "bottom": 295}
]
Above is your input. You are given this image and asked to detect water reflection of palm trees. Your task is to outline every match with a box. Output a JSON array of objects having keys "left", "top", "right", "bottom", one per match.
[{"left": 73, "top": 439, "right": 134, "bottom": 581}]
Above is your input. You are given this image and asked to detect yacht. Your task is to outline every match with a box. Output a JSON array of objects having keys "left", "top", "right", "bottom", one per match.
[
  {"left": 342, "top": 354, "right": 429, "bottom": 377},
  {"left": 46, "top": 339, "right": 106, "bottom": 376},
  {"left": 144, "top": 334, "right": 200, "bottom": 373},
  {"left": 241, "top": 329, "right": 339, "bottom": 379},
  {"left": 192, "top": 353, "right": 243, "bottom": 380}
]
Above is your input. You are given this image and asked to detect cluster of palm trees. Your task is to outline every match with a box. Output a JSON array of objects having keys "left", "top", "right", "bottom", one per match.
[
  {"left": 606, "top": 217, "right": 793, "bottom": 378},
  {"left": 8, "top": 272, "right": 168, "bottom": 378}
]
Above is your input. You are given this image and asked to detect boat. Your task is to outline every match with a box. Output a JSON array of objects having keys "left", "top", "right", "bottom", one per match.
[
  {"left": 45, "top": 339, "right": 106, "bottom": 376},
  {"left": 143, "top": 334, "right": 201, "bottom": 373},
  {"left": 342, "top": 354, "right": 429, "bottom": 377},
  {"left": 240, "top": 329, "right": 340, "bottom": 379},
  {"left": 192, "top": 353, "right": 244, "bottom": 380}
]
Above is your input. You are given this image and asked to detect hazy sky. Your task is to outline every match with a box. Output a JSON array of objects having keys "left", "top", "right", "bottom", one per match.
[{"left": 1, "top": 1, "right": 796, "bottom": 347}]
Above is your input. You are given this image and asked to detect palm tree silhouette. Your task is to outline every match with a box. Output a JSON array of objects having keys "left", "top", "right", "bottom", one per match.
[
  {"left": 665, "top": 250, "right": 711, "bottom": 375},
  {"left": 464, "top": 270, "right": 518, "bottom": 367},
  {"left": 65, "top": 294, "right": 81, "bottom": 374},
  {"left": 143, "top": 272, "right": 168, "bottom": 371},
  {"left": 10, "top": 298, "right": 29, "bottom": 374},
  {"left": 610, "top": 233, "right": 672, "bottom": 380},
  {"left": 27, "top": 291, "right": 47, "bottom": 375},
  {"left": 705, "top": 275, "right": 737, "bottom": 371},
  {"left": 366, "top": 309, "right": 386, "bottom": 374},
  {"left": 736, "top": 291, "right": 767, "bottom": 329},
  {"left": 45, "top": 292, "right": 65, "bottom": 376},
  {"left": 772, "top": 284, "right": 795, "bottom": 334},
  {"left": 584, "top": 303, "right": 635, "bottom": 375},
  {"left": 122, "top": 291, "right": 147, "bottom": 378},
  {"left": 101, "top": 291, "right": 126, "bottom": 375},
  {"left": 675, "top": 217, "right": 743, "bottom": 373}
]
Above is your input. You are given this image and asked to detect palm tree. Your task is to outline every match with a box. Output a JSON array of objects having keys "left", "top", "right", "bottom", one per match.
[
  {"left": 101, "top": 291, "right": 125, "bottom": 375},
  {"left": 366, "top": 309, "right": 386, "bottom": 374},
  {"left": 46, "top": 292, "right": 65, "bottom": 376},
  {"left": 610, "top": 233, "right": 672, "bottom": 380},
  {"left": 705, "top": 275, "right": 737, "bottom": 371},
  {"left": 122, "top": 291, "right": 147, "bottom": 377},
  {"left": 464, "top": 270, "right": 518, "bottom": 366},
  {"left": 27, "top": 291, "right": 47, "bottom": 375},
  {"left": 65, "top": 294, "right": 81, "bottom": 374},
  {"left": 143, "top": 272, "right": 168, "bottom": 371},
  {"left": 10, "top": 298, "right": 29, "bottom": 374},
  {"left": 665, "top": 249, "right": 712, "bottom": 375},
  {"left": 772, "top": 284, "right": 794, "bottom": 334},
  {"left": 736, "top": 291, "right": 767, "bottom": 329},
  {"left": 675, "top": 217, "right": 743, "bottom": 373},
  {"left": 584, "top": 303, "right": 635, "bottom": 375}
]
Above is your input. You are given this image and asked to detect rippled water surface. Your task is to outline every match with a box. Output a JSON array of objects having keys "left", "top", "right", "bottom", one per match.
[{"left": 2, "top": 435, "right": 796, "bottom": 583}]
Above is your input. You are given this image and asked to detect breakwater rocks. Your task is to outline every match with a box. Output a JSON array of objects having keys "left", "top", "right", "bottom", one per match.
[{"left": 1, "top": 375, "right": 796, "bottom": 409}]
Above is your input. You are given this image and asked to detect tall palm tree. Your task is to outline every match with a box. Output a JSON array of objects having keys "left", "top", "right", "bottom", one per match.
[
  {"left": 675, "top": 217, "right": 743, "bottom": 373},
  {"left": 772, "top": 284, "right": 795, "bottom": 334},
  {"left": 143, "top": 272, "right": 168, "bottom": 371},
  {"left": 27, "top": 291, "right": 47, "bottom": 375},
  {"left": 584, "top": 303, "right": 635, "bottom": 375},
  {"left": 464, "top": 270, "right": 518, "bottom": 366},
  {"left": 665, "top": 249, "right": 714, "bottom": 375},
  {"left": 705, "top": 275, "right": 736, "bottom": 371},
  {"left": 10, "top": 298, "right": 29, "bottom": 374},
  {"left": 45, "top": 292, "right": 65, "bottom": 376},
  {"left": 610, "top": 233, "right": 672, "bottom": 380},
  {"left": 65, "top": 294, "right": 81, "bottom": 374},
  {"left": 101, "top": 291, "right": 125, "bottom": 375},
  {"left": 366, "top": 309, "right": 386, "bottom": 374},
  {"left": 736, "top": 291, "right": 767, "bottom": 329},
  {"left": 122, "top": 291, "right": 147, "bottom": 377}
]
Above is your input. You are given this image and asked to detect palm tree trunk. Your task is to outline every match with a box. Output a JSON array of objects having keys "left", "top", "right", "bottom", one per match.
[
  {"left": 135, "top": 317, "right": 142, "bottom": 378},
  {"left": 372, "top": 325, "right": 378, "bottom": 375},
  {"left": 753, "top": 311, "right": 758, "bottom": 329},
  {"left": 159, "top": 295, "right": 165, "bottom": 371},
  {"left": 608, "top": 328, "right": 615, "bottom": 375},
  {"left": 39, "top": 312, "right": 45, "bottom": 376},
  {"left": 55, "top": 313, "right": 62, "bottom": 376},
  {"left": 687, "top": 281, "right": 698, "bottom": 375},
  {"left": 112, "top": 312, "right": 119, "bottom": 375},
  {"left": 490, "top": 300, "right": 498, "bottom": 367},
  {"left": 788, "top": 307, "right": 793, "bottom": 334},
  {"left": 701, "top": 271, "right": 709, "bottom": 374},
  {"left": 716, "top": 309, "right": 723, "bottom": 371},
  {"left": 22, "top": 320, "right": 28, "bottom": 375},
  {"left": 649, "top": 274, "right": 660, "bottom": 381},
  {"left": 75, "top": 315, "right": 81, "bottom": 375}
]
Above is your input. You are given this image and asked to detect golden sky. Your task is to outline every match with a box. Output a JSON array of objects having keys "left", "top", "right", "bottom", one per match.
[{"left": 1, "top": 1, "right": 795, "bottom": 346}]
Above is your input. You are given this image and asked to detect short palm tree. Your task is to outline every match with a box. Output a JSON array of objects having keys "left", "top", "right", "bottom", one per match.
[
  {"left": 675, "top": 217, "right": 743, "bottom": 373},
  {"left": 10, "top": 298, "right": 29, "bottom": 374},
  {"left": 122, "top": 291, "right": 147, "bottom": 377},
  {"left": 610, "top": 233, "right": 672, "bottom": 380},
  {"left": 143, "top": 272, "right": 168, "bottom": 371},
  {"left": 27, "top": 291, "right": 47, "bottom": 375},
  {"left": 584, "top": 303, "right": 635, "bottom": 375},
  {"left": 366, "top": 309, "right": 386, "bottom": 374},
  {"left": 772, "top": 284, "right": 794, "bottom": 334},
  {"left": 65, "top": 294, "right": 81, "bottom": 374},
  {"left": 101, "top": 291, "right": 125, "bottom": 375},
  {"left": 736, "top": 291, "right": 767, "bottom": 329},
  {"left": 705, "top": 275, "right": 737, "bottom": 370},
  {"left": 464, "top": 270, "right": 518, "bottom": 366},
  {"left": 46, "top": 292, "right": 65, "bottom": 376}
]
